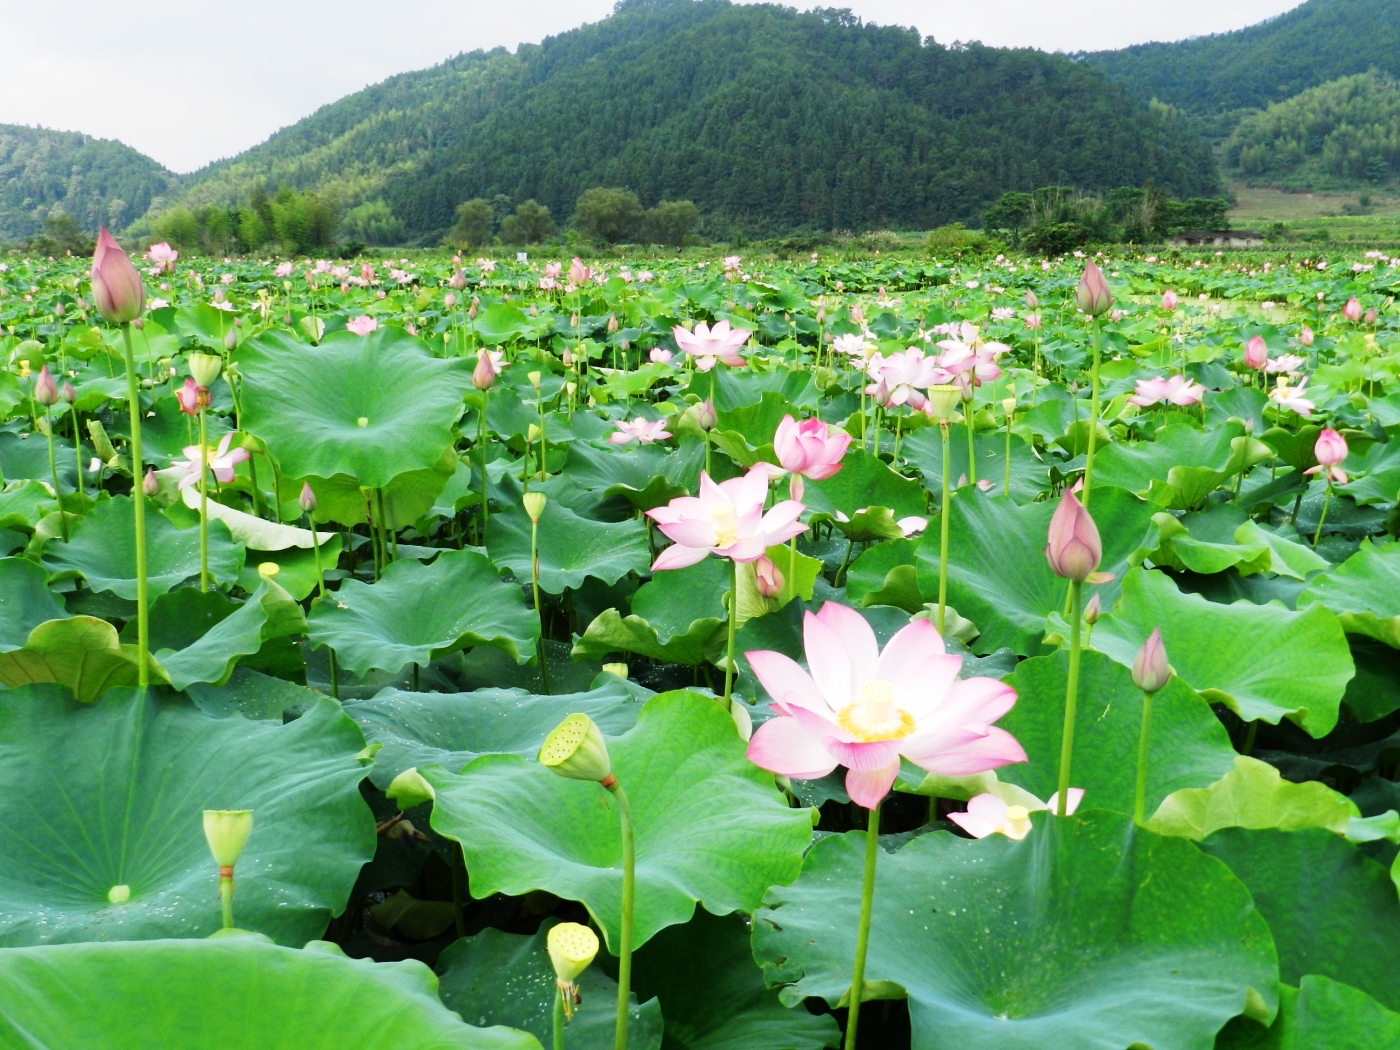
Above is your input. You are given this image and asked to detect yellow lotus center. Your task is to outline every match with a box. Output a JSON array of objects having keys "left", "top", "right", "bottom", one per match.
[
  {"left": 708, "top": 500, "right": 740, "bottom": 548},
  {"left": 1004, "top": 805, "right": 1029, "bottom": 822},
  {"left": 837, "top": 678, "right": 914, "bottom": 742}
]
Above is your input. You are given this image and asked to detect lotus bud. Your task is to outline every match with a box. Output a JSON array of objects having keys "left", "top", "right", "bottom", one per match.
[
  {"left": 54, "top": 302, "right": 65, "bottom": 317},
  {"left": 1074, "top": 260, "right": 1113, "bottom": 317},
  {"left": 1025, "top": 289, "right": 1039, "bottom": 309},
  {"left": 926, "top": 384, "right": 961, "bottom": 422},
  {"left": 1343, "top": 297, "right": 1363, "bottom": 322},
  {"left": 696, "top": 399, "right": 717, "bottom": 431},
  {"left": 755, "top": 555, "right": 784, "bottom": 599},
  {"left": 607, "top": 314, "right": 619, "bottom": 334},
  {"left": 1299, "top": 326, "right": 1314, "bottom": 346},
  {"left": 387, "top": 767, "right": 436, "bottom": 810},
  {"left": 1083, "top": 592, "right": 1101, "bottom": 625},
  {"left": 88, "top": 419, "right": 116, "bottom": 460},
  {"left": 1161, "top": 290, "right": 1178, "bottom": 311},
  {"left": 139, "top": 467, "right": 158, "bottom": 497},
  {"left": 90, "top": 227, "right": 145, "bottom": 324},
  {"left": 1314, "top": 428, "right": 1348, "bottom": 468},
  {"left": 449, "top": 269, "right": 468, "bottom": 290},
  {"left": 60, "top": 380, "right": 76, "bottom": 404},
  {"left": 468, "top": 304, "right": 478, "bottom": 320},
  {"left": 131, "top": 317, "right": 144, "bottom": 330},
  {"left": 570, "top": 314, "right": 580, "bottom": 329},
  {"left": 562, "top": 348, "right": 573, "bottom": 367},
  {"left": 222, "top": 327, "right": 238, "bottom": 352},
  {"left": 523, "top": 491, "right": 547, "bottom": 523},
  {"left": 444, "top": 292, "right": 456, "bottom": 310},
  {"left": 188, "top": 353, "right": 222, "bottom": 388},
  {"left": 32, "top": 365, "right": 58, "bottom": 407},
  {"left": 299, "top": 481, "right": 317, "bottom": 515},
  {"left": 472, "top": 350, "right": 499, "bottom": 391},
  {"left": 539, "top": 713, "right": 612, "bottom": 784},
  {"left": 1131, "top": 627, "right": 1171, "bottom": 693},
  {"left": 1045, "top": 488, "right": 1102, "bottom": 583},
  {"left": 1366, "top": 307, "right": 1378, "bottom": 325},
  {"left": 1243, "top": 336, "right": 1268, "bottom": 371},
  {"left": 203, "top": 809, "right": 253, "bottom": 868}
]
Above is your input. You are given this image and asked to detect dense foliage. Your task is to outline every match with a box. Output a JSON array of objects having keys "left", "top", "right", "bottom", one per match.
[{"left": 984, "top": 186, "right": 1233, "bottom": 251}]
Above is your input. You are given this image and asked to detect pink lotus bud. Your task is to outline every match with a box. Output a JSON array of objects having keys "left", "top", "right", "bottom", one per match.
[
  {"left": 299, "top": 481, "right": 317, "bottom": 515},
  {"left": 607, "top": 314, "right": 619, "bottom": 334},
  {"left": 1083, "top": 592, "right": 1101, "bottom": 625},
  {"left": 468, "top": 304, "right": 478, "bottom": 320},
  {"left": 1299, "top": 326, "right": 1314, "bottom": 346},
  {"left": 1024, "top": 290, "right": 1039, "bottom": 309},
  {"left": 449, "top": 269, "right": 467, "bottom": 290},
  {"left": 1365, "top": 307, "right": 1378, "bottom": 325},
  {"left": 142, "top": 467, "right": 159, "bottom": 497},
  {"left": 176, "top": 377, "right": 202, "bottom": 416},
  {"left": 32, "top": 365, "right": 59, "bottom": 407},
  {"left": 1343, "top": 297, "right": 1363, "bottom": 322},
  {"left": 696, "top": 399, "right": 717, "bottom": 431},
  {"left": 444, "top": 292, "right": 456, "bottom": 309},
  {"left": 60, "top": 380, "right": 76, "bottom": 404},
  {"left": 1314, "top": 428, "right": 1348, "bottom": 468},
  {"left": 562, "top": 348, "right": 574, "bottom": 367},
  {"left": 1075, "top": 260, "right": 1113, "bottom": 317},
  {"left": 849, "top": 305, "right": 864, "bottom": 324},
  {"left": 90, "top": 227, "right": 145, "bottom": 324},
  {"left": 54, "top": 302, "right": 65, "bottom": 317},
  {"left": 754, "top": 556, "right": 784, "bottom": 599},
  {"left": 1131, "top": 627, "right": 1171, "bottom": 693},
  {"left": 569, "top": 258, "right": 589, "bottom": 287},
  {"left": 1045, "top": 488, "right": 1102, "bottom": 583},
  {"left": 472, "top": 350, "right": 499, "bottom": 391},
  {"left": 1161, "top": 290, "right": 1178, "bottom": 311},
  {"left": 1243, "top": 336, "right": 1268, "bottom": 371}
]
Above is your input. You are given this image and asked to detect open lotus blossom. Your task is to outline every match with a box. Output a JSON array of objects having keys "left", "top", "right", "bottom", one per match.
[
  {"left": 1128, "top": 374, "right": 1205, "bottom": 407},
  {"left": 773, "top": 414, "right": 851, "bottom": 499},
  {"left": 1265, "top": 354, "right": 1307, "bottom": 374},
  {"left": 897, "top": 515, "right": 928, "bottom": 537},
  {"left": 649, "top": 348, "right": 673, "bottom": 364},
  {"left": 345, "top": 315, "right": 377, "bottom": 336},
  {"left": 274, "top": 262, "right": 294, "bottom": 278},
  {"left": 646, "top": 465, "right": 806, "bottom": 571},
  {"left": 1269, "top": 376, "right": 1315, "bottom": 417},
  {"left": 936, "top": 340, "right": 1005, "bottom": 395},
  {"left": 831, "top": 332, "right": 876, "bottom": 360},
  {"left": 608, "top": 417, "right": 672, "bottom": 446},
  {"left": 568, "top": 258, "right": 591, "bottom": 286},
  {"left": 949, "top": 788, "right": 1084, "bottom": 840},
  {"left": 744, "top": 603, "right": 1026, "bottom": 808},
  {"left": 865, "top": 347, "right": 941, "bottom": 409},
  {"left": 173, "top": 433, "right": 250, "bottom": 490},
  {"left": 990, "top": 307, "right": 1015, "bottom": 321},
  {"left": 1306, "top": 428, "right": 1349, "bottom": 484},
  {"left": 144, "top": 242, "right": 178, "bottom": 273},
  {"left": 671, "top": 320, "right": 750, "bottom": 371}
]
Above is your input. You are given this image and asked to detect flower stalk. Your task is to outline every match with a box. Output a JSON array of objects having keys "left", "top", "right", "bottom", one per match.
[
  {"left": 845, "top": 799, "right": 881, "bottom": 1050},
  {"left": 121, "top": 324, "right": 150, "bottom": 684}
]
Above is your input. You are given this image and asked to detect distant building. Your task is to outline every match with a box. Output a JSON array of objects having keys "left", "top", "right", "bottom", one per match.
[{"left": 1169, "top": 230, "right": 1265, "bottom": 248}]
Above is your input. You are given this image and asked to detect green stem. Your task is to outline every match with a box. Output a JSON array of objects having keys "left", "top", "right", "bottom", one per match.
[
  {"left": 872, "top": 406, "right": 881, "bottom": 459},
  {"left": 1243, "top": 719, "right": 1259, "bottom": 756},
  {"left": 1056, "top": 579, "right": 1084, "bottom": 815},
  {"left": 70, "top": 403, "right": 85, "bottom": 504},
  {"left": 1134, "top": 688, "right": 1155, "bottom": 825},
  {"left": 198, "top": 408, "right": 210, "bottom": 591},
  {"left": 844, "top": 799, "right": 882, "bottom": 1050},
  {"left": 965, "top": 410, "right": 977, "bottom": 486},
  {"left": 1004, "top": 409, "right": 1013, "bottom": 496},
  {"left": 834, "top": 539, "right": 854, "bottom": 590},
  {"left": 219, "top": 870, "right": 235, "bottom": 930},
  {"left": 606, "top": 780, "right": 635, "bottom": 1050},
  {"left": 938, "top": 423, "right": 950, "bottom": 635},
  {"left": 451, "top": 845, "right": 467, "bottom": 938},
  {"left": 43, "top": 411, "right": 68, "bottom": 541},
  {"left": 121, "top": 324, "right": 150, "bottom": 686},
  {"left": 703, "top": 429, "right": 712, "bottom": 477},
  {"left": 1082, "top": 322, "right": 1103, "bottom": 508},
  {"left": 532, "top": 517, "right": 552, "bottom": 695},
  {"left": 722, "top": 556, "right": 738, "bottom": 708},
  {"left": 479, "top": 391, "right": 490, "bottom": 543},
  {"left": 553, "top": 987, "right": 567, "bottom": 1050},
  {"left": 892, "top": 410, "right": 903, "bottom": 464},
  {"left": 1313, "top": 483, "right": 1332, "bottom": 546}
]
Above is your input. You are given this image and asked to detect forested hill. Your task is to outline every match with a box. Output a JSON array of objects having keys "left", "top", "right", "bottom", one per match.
[
  {"left": 160, "top": 0, "right": 1220, "bottom": 241},
  {"left": 0, "top": 125, "right": 176, "bottom": 242},
  {"left": 1084, "top": 0, "right": 1400, "bottom": 118}
]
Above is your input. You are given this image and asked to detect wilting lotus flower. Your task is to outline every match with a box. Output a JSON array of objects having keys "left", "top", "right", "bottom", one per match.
[
  {"left": 646, "top": 466, "right": 807, "bottom": 570},
  {"left": 345, "top": 315, "right": 377, "bottom": 336},
  {"left": 1128, "top": 374, "right": 1205, "bottom": 407},
  {"left": 608, "top": 417, "right": 672, "bottom": 446},
  {"left": 650, "top": 347, "right": 673, "bottom": 364},
  {"left": 91, "top": 227, "right": 145, "bottom": 324},
  {"left": 1265, "top": 354, "right": 1306, "bottom": 374},
  {"left": 1045, "top": 488, "right": 1106, "bottom": 583},
  {"left": 754, "top": 555, "right": 784, "bottom": 598},
  {"left": 672, "top": 320, "right": 750, "bottom": 371},
  {"left": 744, "top": 603, "right": 1025, "bottom": 808},
  {"left": 472, "top": 349, "right": 502, "bottom": 391},
  {"left": 1343, "top": 297, "right": 1363, "bottom": 322},
  {"left": 176, "top": 377, "right": 204, "bottom": 416},
  {"left": 773, "top": 414, "right": 851, "bottom": 499},
  {"left": 1306, "top": 428, "right": 1349, "bottom": 483},
  {"left": 32, "top": 365, "right": 58, "bottom": 407},
  {"left": 1243, "top": 336, "right": 1268, "bottom": 371},
  {"left": 1131, "top": 627, "right": 1172, "bottom": 693},
  {"left": 174, "top": 433, "right": 250, "bottom": 489},
  {"left": 1269, "top": 376, "right": 1315, "bottom": 417},
  {"left": 1075, "top": 260, "right": 1113, "bottom": 316},
  {"left": 144, "top": 242, "right": 178, "bottom": 274},
  {"left": 949, "top": 789, "right": 1083, "bottom": 840},
  {"left": 1161, "top": 290, "right": 1178, "bottom": 311}
]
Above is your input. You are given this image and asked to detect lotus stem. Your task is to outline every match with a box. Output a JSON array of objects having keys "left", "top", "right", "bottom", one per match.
[
  {"left": 722, "top": 555, "right": 738, "bottom": 708},
  {"left": 70, "top": 403, "right": 85, "bottom": 504},
  {"left": 605, "top": 779, "right": 635, "bottom": 1050},
  {"left": 1056, "top": 579, "right": 1084, "bottom": 816},
  {"left": 966, "top": 412, "right": 977, "bottom": 486},
  {"left": 845, "top": 799, "right": 881, "bottom": 1050},
  {"left": 1134, "top": 688, "right": 1154, "bottom": 825},
  {"left": 532, "top": 514, "right": 552, "bottom": 695},
  {"left": 198, "top": 408, "right": 210, "bottom": 591},
  {"left": 938, "top": 422, "right": 950, "bottom": 635},
  {"left": 1082, "top": 321, "right": 1103, "bottom": 508},
  {"left": 479, "top": 390, "right": 491, "bottom": 543},
  {"left": 1313, "top": 482, "right": 1332, "bottom": 546},
  {"left": 553, "top": 988, "right": 567, "bottom": 1050},
  {"left": 43, "top": 408, "right": 68, "bottom": 542},
  {"left": 121, "top": 323, "right": 150, "bottom": 685},
  {"left": 1004, "top": 408, "right": 1013, "bottom": 497},
  {"left": 219, "top": 866, "right": 236, "bottom": 929}
]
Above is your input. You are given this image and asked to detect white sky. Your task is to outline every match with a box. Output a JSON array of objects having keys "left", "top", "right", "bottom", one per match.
[{"left": 0, "top": 0, "right": 1302, "bottom": 173}]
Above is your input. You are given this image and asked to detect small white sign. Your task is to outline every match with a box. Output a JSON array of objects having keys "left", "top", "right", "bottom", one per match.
[{"left": 516, "top": 252, "right": 528, "bottom": 262}]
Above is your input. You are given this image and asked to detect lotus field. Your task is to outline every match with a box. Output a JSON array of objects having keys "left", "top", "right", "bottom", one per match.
[{"left": 2, "top": 233, "right": 1400, "bottom": 1050}]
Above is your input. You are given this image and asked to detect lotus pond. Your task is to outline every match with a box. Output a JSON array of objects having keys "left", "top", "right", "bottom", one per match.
[{"left": 0, "top": 240, "right": 1399, "bottom": 1049}]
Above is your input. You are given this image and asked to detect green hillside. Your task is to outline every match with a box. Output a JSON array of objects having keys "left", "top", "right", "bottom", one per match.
[
  {"left": 156, "top": 0, "right": 1220, "bottom": 243},
  {"left": 0, "top": 125, "right": 176, "bottom": 243}
]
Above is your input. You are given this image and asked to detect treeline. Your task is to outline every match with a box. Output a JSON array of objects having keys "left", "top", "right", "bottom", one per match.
[
  {"left": 447, "top": 189, "right": 700, "bottom": 247},
  {"left": 1225, "top": 72, "right": 1400, "bottom": 186},
  {"left": 151, "top": 185, "right": 341, "bottom": 255},
  {"left": 982, "top": 187, "right": 1232, "bottom": 252}
]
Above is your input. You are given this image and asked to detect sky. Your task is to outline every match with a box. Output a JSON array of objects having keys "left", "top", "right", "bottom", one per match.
[{"left": 0, "top": 0, "right": 1303, "bottom": 174}]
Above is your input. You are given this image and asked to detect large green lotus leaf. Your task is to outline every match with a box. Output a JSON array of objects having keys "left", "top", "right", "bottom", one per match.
[
  {"left": 1337, "top": 432, "right": 1400, "bottom": 507},
  {"left": 0, "top": 557, "right": 67, "bottom": 651},
  {"left": 148, "top": 581, "right": 307, "bottom": 691},
  {"left": 1259, "top": 976, "right": 1400, "bottom": 1049},
  {"left": 422, "top": 691, "right": 811, "bottom": 951},
  {"left": 565, "top": 437, "right": 706, "bottom": 511},
  {"left": 572, "top": 559, "right": 728, "bottom": 666},
  {"left": 753, "top": 811, "right": 1277, "bottom": 1050},
  {"left": 0, "top": 937, "right": 538, "bottom": 1049},
  {"left": 473, "top": 302, "right": 531, "bottom": 344},
  {"left": 299, "top": 450, "right": 456, "bottom": 529},
  {"left": 1146, "top": 756, "right": 1358, "bottom": 840},
  {"left": 41, "top": 496, "right": 244, "bottom": 598},
  {"left": 631, "top": 907, "right": 840, "bottom": 1050},
  {"left": 487, "top": 498, "right": 650, "bottom": 594},
  {"left": 803, "top": 450, "right": 925, "bottom": 519},
  {"left": 344, "top": 678, "right": 643, "bottom": 789},
  {"left": 1200, "top": 828, "right": 1400, "bottom": 1012},
  {"left": 940, "top": 650, "right": 1237, "bottom": 816},
  {"left": 1233, "top": 520, "right": 1331, "bottom": 581},
  {"left": 0, "top": 617, "right": 158, "bottom": 702},
  {"left": 0, "top": 480, "right": 58, "bottom": 531},
  {"left": 307, "top": 548, "right": 539, "bottom": 678},
  {"left": 1144, "top": 505, "right": 1274, "bottom": 577},
  {"left": 913, "top": 485, "right": 1155, "bottom": 656},
  {"left": 1094, "top": 422, "right": 1264, "bottom": 508},
  {"left": 1094, "top": 567, "right": 1353, "bottom": 736},
  {"left": 0, "top": 432, "right": 76, "bottom": 492},
  {"left": 237, "top": 536, "right": 345, "bottom": 601},
  {"left": 177, "top": 484, "right": 337, "bottom": 551},
  {"left": 1298, "top": 539, "right": 1400, "bottom": 648},
  {"left": 845, "top": 538, "right": 923, "bottom": 612},
  {"left": 237, "top": 327, "right": 471, "bottom": 488},
  {"left": 0, "top": 688, "right": 374, "bottom": 945},
  {"left": 436, "top": 920, "right": 662, "bottom": 1050},
  {"left": 900, "top": 423, "right": 1049, "bottom": 504}
]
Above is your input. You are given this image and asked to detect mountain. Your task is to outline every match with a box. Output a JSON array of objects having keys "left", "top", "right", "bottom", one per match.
[
  {"left": 1084, "top": 0, "right": 1400, "bottom": 123},
  {"left": 152, "top": 0, "right": 1220, "bottom": 243},
  {"left": 0, "top": 125, "right": 177, "bottom": 243}
]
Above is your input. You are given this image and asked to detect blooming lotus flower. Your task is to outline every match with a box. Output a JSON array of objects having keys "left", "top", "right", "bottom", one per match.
[
  {"left": 1343, "top": 297, "right": 1363, "bottom": 322},
  {"left": 949, "top": 788, "right": 1083, "bottom": 840},
  {"left": 832, "top": 331, "right": 876, "bottom": 361},
  {"left": 1128, "top": 374, "right": 1205, "bottom": 407},
  {"left": 646, "top": 466, "right": 807, "bottom": 570},
  {"left": 1243, "top": 336, "right": 1268, "bottom": 371},
  {"left": 91, "top": 227, "right": 145, "bottom": 324},
  {"left": 723, "top": 255, "right": 742, "bottom": 273},
  {"left": 608, "top": 418, "right": 672, "bottom": 446},
  {"left": 744, "top": 603, "right": 1026, "bottom": 808},
  {"left": 897, "top": 516, "right": 928, "bottom": 537},
  {"left": 935, "top": 339, "right": 1005, "bottom": 396},
  {"left": 346, "top": 316, "right": 377, "bottom": 336},
  {"left": 650, "top": 348, "right": 673, "bottom": 364},
  {"left": 773, "top": 414, "right": 850, "bottom": 499},
  {"left": 865, "top": 347, "right": 941, "bottom": 409},
  {"left": 672, "top": 320, "right": 750, "bottom": 371},
  {"left": 1265, "top": 354, "right": 1306, "bottom": 374},
  {"left": 174, "top": 433, "right": 250, "bottom": 490},
  {"left": 991, "top": 307, "right": 1015, "bottom": 321},
  {"left": 274, "top": 262, "right": 294, "bottom": 279},
  {"left": 175, "top": 377, "right": 204, "bottom": 416},
  {"left": 544, "top": 262, "right": 562, "bottom": 279},
  {"left": 145, "top": 242, "right": 178, "bottom": 274},
  {"left": 1306, "top": 428, "right": 1349, "bottom": 483},
  {"left": 1161, "top": 290, "right": 1178, "bottom": 311},
  {"left": 1024, "top": 312, "right": 1043, "bottom": 331},
  {"left": 568, "top": 258, "right": 590, "bottom": 287},
  {"left": 1270, "top": 377, "right": 1315, "bottom": 418},
  {"left": 477, "top": 258, "right": 497, "bottom": 273}
]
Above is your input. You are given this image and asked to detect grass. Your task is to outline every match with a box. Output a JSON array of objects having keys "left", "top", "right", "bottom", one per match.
[{"left": 1227, "top": 182, "right": 1400, "bottom": 244}]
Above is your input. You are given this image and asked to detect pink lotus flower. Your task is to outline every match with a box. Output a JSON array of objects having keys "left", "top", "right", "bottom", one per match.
[
  {"left": 449, "top": 270, "right": 468, "bottom": 290},
  {"left": 173, "top": 433, "right": 250, "bottom": 490},
  {"left": 1306, "top": 428, "right": 1349, "bottom": 483},
  {"left": 1024, "top": 312, "right": 1043, "bottom": 331},
  {"left": 1131, "top": 627, "right": 1171, "bottom": 693},
  {"left": 949, "top": 788, "right": 1083, "bottom": 840},
  {"left": 865, "top": 347, "right": 941, "bottom": 409},
  {"left": 744, "top": 603, "right": 1025, "bottom": 808},
  {"left": 346, "top": 316, "right": 377, "bottom": 336},
  {"left": 672, "top": 320, "right": 750, "bottom": 371},
  {"left": 544, "top": 262, "right": 562, "bottom": 280},
  {"left": 754, "top": 555, "right": 784, "bottom": 598},
  {"left": 477, "top": 258, "right": 497, "bottom": 273},
  {"left": 472, "top": 349, "right": 503, "bottom": 391},
  {"left": 1161, "top": 290, "right": 1178, "bottom": 311},
  {"left": 91, "top": 227, "right": 145, "bottom": 324},
  {"left": 1343, "top": 297, "right": 1363, "bottom": 322},
  {"left": 991, "top": 307, "right": 1015, "bottom": 321},
  {"left": 935, "top": 339, "right": 1005, "bottom": 397},
  {"left": 1075, "top": 260, "right": 1113, "bottom": 316},
  {"left": 897, "top": 515, "right": 928, "bottom": 537},
  {"left": 1243, "top": 336, "right": 1268, "bottom": 371},
  {"left": 569, "top": 258, "right": 591, "bottom": 287},
  {"left": 538, "top": 276, "right": 558, "bottom": 291},
  {"left": 608, "top": 418, "right": 672, "bottom": 446},
  {"left": 274, "top": 262, "right": 294, "bottom": 279},
  {"left": 1299, "top": 326, "right": 1314, "bottom": 346},
  {"left": 723, "top": 255, "right": 743, "bottom": 273},
  {"left": 649, "top": 348, "right": 673, "bottom": 364},
  {"left": 32, "top": 365, "right": 58, "bottom": 407},
  {"left": 1269, "top": 377, "right": 1315, "bottom": 418},
  {"left": 646, "top": 466, "right": 807, "bottom": 571},
  {"left": 1128, "top": 374, "right": 1205, "bottom": 407},
  {"left": 144, "top": 242, "right": 178, "bottom": 274},
  {"left": 175, "top": 377, "right": 203, "bottom": 416},
  {"left": 1045, "top": 488, "right": 1103, "bottom": 583},
  {"left": 773, "top": 414, "right": 851, "bottom": 499},
  {"left": 1265, "top": 354, "right": 1306, "bottom": 374}
]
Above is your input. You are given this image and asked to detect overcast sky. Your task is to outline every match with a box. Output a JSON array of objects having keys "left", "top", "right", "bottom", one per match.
[{"left": 1, "top": 0, "right": 1301, "bottom": 173}]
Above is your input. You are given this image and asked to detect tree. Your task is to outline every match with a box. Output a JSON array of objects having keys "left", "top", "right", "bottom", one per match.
[
  {"left": 498, "top": 200, "right": 556, "bottom": 245},
  {"left": 447, "top": 199, "right": 493, "bottom": 247},
  {"left": 342, "top": 200, "right": 404, "bottom": 246},
  {"left": 645, "top": 200, "right": 700, "bottom": 247},
  {"left": 571, "top": 187, "right": 644, "bottom": 244},
  {"left": 982, "top": 192, "right": 1033, "bottom": 246}
]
